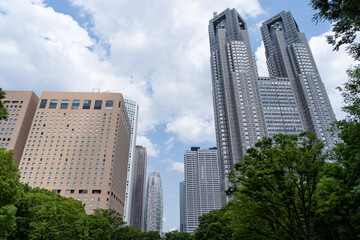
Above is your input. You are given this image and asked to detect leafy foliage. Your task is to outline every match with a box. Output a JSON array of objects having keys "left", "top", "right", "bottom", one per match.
[
  {"left": 165, "top": 231, "right": 194, "bottom": 240},
  {"left": 0, "top": 89, "right": 8, "bottom": 120},
  {"left": 311, "top": 0, "right": 360, "bottom": 60}
]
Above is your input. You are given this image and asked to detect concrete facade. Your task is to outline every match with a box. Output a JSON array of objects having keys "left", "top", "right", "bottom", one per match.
[
  {"left": 1, "top": 91, "right": 39, "bottom": 164},
  {"left": 19, "top": 91, "right": 131, "bottom": 214},
  {"left": 130, "top": 146, "right": 147, "bottom": 231}
]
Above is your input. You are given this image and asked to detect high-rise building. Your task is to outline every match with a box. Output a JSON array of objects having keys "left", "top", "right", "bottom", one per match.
[
  {"left": 260, "top": 11, "right": 337, "bottom": 149},
  {"left": 179, "top": 181, "right": 186, "bottom": 233},
  {"left": 123, "top": 98, "right": 139, "bottom": 223},
  {"left": 209, "top": 9, "right": 338, "bottom": 204},
  {"left": 130, "top": 146, "right": 147, "bottom": 231},
  {"left": 18, "top": 91, "right": 131, "bottom": 214},
  {"left": 184, "top": 147, "right": 221, "bottom": 234},
  {"left": 144, "top": 171, "right": 163, "bottom": 233},
  {"left": 209, "top": 8, "right": 267, "bottom": 204},
  {"left": 0, "top": 91, "right": 39, "bottom": 164}
]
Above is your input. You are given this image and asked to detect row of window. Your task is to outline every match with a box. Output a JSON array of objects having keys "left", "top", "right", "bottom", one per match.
[{"left": 39, "top": 99, "right": 117, "bottom": 110}]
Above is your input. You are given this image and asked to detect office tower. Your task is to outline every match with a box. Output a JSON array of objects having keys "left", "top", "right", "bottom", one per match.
[
  {"left": 179, "top": 181, "right": 186, "bottom": 232},
  {"left": 0, "top": 91, "right": 39, "bottom": 164},
  {"left": 19, "top": 92, "right": 131, "bottom": 214},
  {"left": 123, "top": 98, "right": 139, "bottom": 223},
  {"left": 144, "top": 171, "right": 163, "bottom": 233},
  {"left": 209, "top": 9, "right": 339, "bottom": 205},
  {"left": 130, "top": 146, "right": 147, "bottom": 231},
  {"left": 260, "top": 11, "right": 337, "bottom": 150},
  {"left": 184, "top": 147, "right": 221, "bottom": 234},
  {"left": 209, "top": 8, "right": 267, "bottom": 204}
]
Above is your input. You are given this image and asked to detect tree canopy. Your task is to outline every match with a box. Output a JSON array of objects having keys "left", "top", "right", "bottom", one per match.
[{"left": 311, "top": 0, "right": 360, "bottom": 60}]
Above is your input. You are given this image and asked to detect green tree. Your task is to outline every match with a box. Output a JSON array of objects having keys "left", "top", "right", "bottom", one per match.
[
  {"left": 227, "top": 132, "right": 336, "bottom": 240},
  {"left": 142, "top": 231, "right": 162, "bottom": 240},
  {"left": 94, "top": 209, "right": 125, "bottom": 239},
  {"left": 194, "top": 203, "right": 233, "bottom": 240},
  {"left": 0, "top": 149, "right": 23, "bottom": 239},
  {"left": 311, "top": 0, "right": 360, "bottom": 60},
  {"left": 0, "top": 89, "right": 8, "bottom": 120},
  {"left": 117, "top": 226, "right": 143, "bottom": 240},
  {"left": 88, "top": 214, "right": 111, "bottom": 240},
  {"left": 331, "top": 65, "right": 360, "bottom": 238},
  {"left": 13, "top": 187, "right": 88, "bottom": 240},
  {"left": 165, "top": 231, "right": 194, "bottom": 240}
]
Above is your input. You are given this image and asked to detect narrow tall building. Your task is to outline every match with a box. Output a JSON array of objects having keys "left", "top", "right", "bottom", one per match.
[
  {"left": 209, "top": 9, "right": 339, "bottom": 205},
  {"left": 184, "top": 147, "right": 221, "bottom": 234},
  {"left": 130, "top": 146, "right": 147, "bottom": 231},
  {"left": 123, "top": 98, "right": 139, "bottom": 223},
  {"left": 179, "top": 181, "right": 186, "bottom": 233},
  {"left": 209, "top": 8, "right": 267, "bottom": 204},
  {"left": 260, "top": 11, "right": 337, "bottom": 150},
  {"left": 19, "top": 92, "right": 131, "bottom": 214},
  {"left": 0, "top": 91, "right": 39, "bottom": 164},
  {"left": 144, "top": 171, "right": 163, "bottom": 233}
]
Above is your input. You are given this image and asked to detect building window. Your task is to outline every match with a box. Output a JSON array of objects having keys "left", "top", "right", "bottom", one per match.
[
  {"left": 105, "top": 100, "right": 113, "bottom": 110},
  {"left": 39, "top": 99, "right": 47, "bottom": 109},
  {"left": 71, "top": 100, "right": 80, "bottom": 109},
  {"left": 60, "top": 100, "right": 69, "bottom": 109},
  {"left": 94, "top": 100, "right": 102, "bottom": 110},
  {"left": 83, "top": 100, "right": 91, "bottom": 110},
  {"left": 49, "top": 99, "right": 58, "bottom": 109}
]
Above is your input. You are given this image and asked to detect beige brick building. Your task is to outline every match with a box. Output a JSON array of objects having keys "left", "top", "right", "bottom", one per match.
[
  {"left": 1, "top": 91, "right": 39, "bottom": 164},
  {"left": 19, "top": 91, "right": 131, "bottom": 214}
]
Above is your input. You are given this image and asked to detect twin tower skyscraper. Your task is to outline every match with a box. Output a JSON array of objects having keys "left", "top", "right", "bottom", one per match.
[{"left": 209, "top": 9, "right": 338, "bottom": 204}]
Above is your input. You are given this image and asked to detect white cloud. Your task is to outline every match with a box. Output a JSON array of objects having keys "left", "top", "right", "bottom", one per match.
[
  {"left": 309, "top": 31, "right": 358, "bottom": 120},
  {"left": 162, "top": 159, "right": 184, "bottom": 173},
  {"left": 255, "top": 41, "right": 269, "bottom": 77},
  {"left": 166, "top": 115, "right": 215, "bottom": 144},
  {"left": 136, "top": 136, "right": 159, "bottom": 158},
  {"left": 165, "top": 137, "right": 175, "bottom": 151}
]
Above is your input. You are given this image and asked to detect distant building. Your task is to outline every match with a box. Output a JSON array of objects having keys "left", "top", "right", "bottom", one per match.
[
  {"left": 123, "top": 98, "right": 139, "bottom": 223},
  {"left": 144, "top": 171, "right": 163, "bottom": 233},
  {"left": 0, "top": 91, "right": 39, "bottom": 164},
  {"left": 18, "top": 91, "right": 131, "bottom": 214},
  {"left": 184, "top": 147, "right": 221, "bottom": 234},
  {"left": 130, "top": 146, "right": 147, "bottom": 231},
  {"left": 179, "top": 181, "right": 186, "bottom": 232}
]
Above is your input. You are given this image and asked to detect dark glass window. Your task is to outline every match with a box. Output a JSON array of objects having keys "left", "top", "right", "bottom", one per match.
[
  {"left": 39, "top": 99, "right": 47, "bottom": 109},
  {"left": 71, "top": 100, "right": 80, "bottom": 109},
  {"left": 79, "top": 189, "right": 88, "bottom": 194},
  {"left": 118, "top": 101, "right": 121, "bottom": 110},
  {"left": 60, "top": 99, "right": 69, "bottom": 109},
  {"left": 105, "top": 100, "right": 113, "bottom": 110},
  {"left": 94, "top": 100, "right": 102, "bottom": 110},
  {"left": 49, "top": 99, "right": 58, "bottom": 109},
  {"left": 83, "top": 100, "right": 91, "bottom": 109}
]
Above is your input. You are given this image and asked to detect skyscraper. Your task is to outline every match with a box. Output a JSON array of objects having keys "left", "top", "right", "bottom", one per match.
[
  {"left": 260, "top": 11, "right": 337, "bottom": 149},
  {"left": 209, "top": 8, "right": 267, "bottom": 204},
  {"left": 123, "top": 98, "right": 139, "bottom": 223},
  {"left": 209, "top": 9, "right": 338, "bottom": 204},
  {"left": 144, "top": 171, "right": 163, "bottom": 233},
  {"left": 130, "top": 146, "right": 147, "bottom": 231},
  {"left": 0, "top": 91, "right": 39, "bottom": 164},
  {"left": 19, "top": 91, "right": 131, "bottom": 214},
  {"left": 179, "top": 181, "right": 186, "bottom": 233},
  {"left": 184, "top": 147, "right": 221, "bottom": 234}
]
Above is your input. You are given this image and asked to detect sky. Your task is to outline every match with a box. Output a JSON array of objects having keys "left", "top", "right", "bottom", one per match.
[{"left": 0, "top": 0, "right": 357, "bottom": 233}]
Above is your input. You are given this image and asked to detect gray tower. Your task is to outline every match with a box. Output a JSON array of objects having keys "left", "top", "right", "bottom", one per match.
[
  {"left": 179, "top": 181, "right": 186, "bottom": 232},
  {"left": 144, "top": 171, "right": 163, "bottom": 233},
  {"left": 184, "top": 147, "right": 221, "bottom": 234},
  {"left": 130, "top": 146, "right": 147, "bottom": 231},
  {"left": 260, "top": 11, "right": 338, "bottom": 150},
  {"left": 209, "top": 8, "right": 267, "bottom": 204},
  {"left": 123, "top": 98, "right": 139, "bottom": 223}
]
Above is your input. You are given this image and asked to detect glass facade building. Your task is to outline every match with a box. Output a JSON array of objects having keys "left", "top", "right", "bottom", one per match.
[{"left": 144, "top": 171, "right": 163, "bottom": 233}]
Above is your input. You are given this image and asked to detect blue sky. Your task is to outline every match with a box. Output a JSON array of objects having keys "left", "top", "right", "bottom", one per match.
[{"left": 0, "top": 0, "right": 356, "bottom": 232}]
